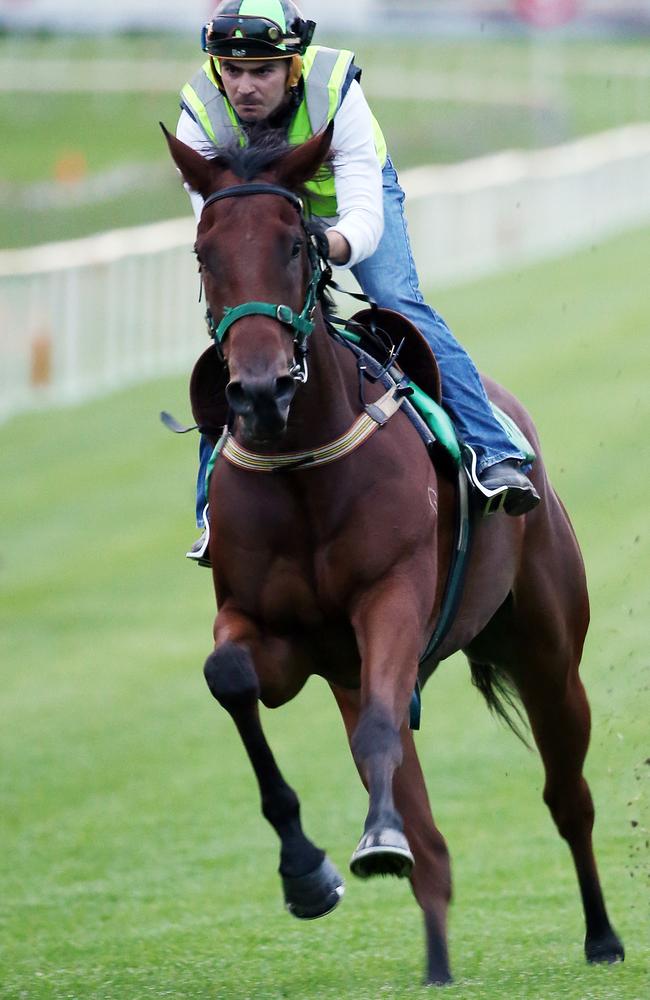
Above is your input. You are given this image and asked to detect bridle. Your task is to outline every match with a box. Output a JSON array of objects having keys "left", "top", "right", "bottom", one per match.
[
  {"left": 200, "top": 182, "right": 331, "bottom": 384},
  {"left": 196, "top": 179, "right": 409, "bottom": 475}
]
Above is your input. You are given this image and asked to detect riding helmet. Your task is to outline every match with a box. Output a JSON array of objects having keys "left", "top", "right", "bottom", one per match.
[{"left": 202, "top": 0, "right": 316, "bottom": 59}]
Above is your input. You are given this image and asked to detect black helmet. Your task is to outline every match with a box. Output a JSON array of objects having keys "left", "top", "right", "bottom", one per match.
[{"left": 202, "top": 0, "right": 316, "bottom": 60}]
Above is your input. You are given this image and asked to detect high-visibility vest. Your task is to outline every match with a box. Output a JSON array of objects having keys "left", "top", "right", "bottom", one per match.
[{"left": 180, "top": 45, "right": 388, "bottom": 218}]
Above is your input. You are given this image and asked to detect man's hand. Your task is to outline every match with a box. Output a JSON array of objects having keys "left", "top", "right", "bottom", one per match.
[{"left": 326, "top": 229, "right": 351, "bottom": 265}]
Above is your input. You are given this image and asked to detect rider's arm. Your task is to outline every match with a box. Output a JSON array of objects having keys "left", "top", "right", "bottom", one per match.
[
  {"left": 176, "top": 109, "right": 218, "bottom": 220},
  {"left": 327, "top": 79, "right": 384, "bottom": 269}
]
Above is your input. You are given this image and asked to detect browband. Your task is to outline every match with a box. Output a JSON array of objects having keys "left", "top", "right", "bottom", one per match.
[{"left": 202, "top": 183, "right": 304, "bottom": 215}]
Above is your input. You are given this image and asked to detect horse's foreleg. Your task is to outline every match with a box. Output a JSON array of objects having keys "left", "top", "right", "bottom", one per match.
[
  {"left": 511, "top": 663, "right": 625, "bottom": 965},
  {"left": 332, "top": 685, "right": 453, "bottom": 986},
  {"left": 203, "top": 633, "right": 344, "bottom": 919},
  {"left": 347, "top": 578, "right": 425, "bottom": 879}
]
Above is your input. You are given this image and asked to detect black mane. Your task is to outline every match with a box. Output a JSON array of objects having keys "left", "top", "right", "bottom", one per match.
[{"left": 215, "top": 128, "right": 294, "bottom": 182}]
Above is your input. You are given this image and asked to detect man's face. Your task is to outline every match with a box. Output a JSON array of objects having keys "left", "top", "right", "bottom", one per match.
[{"left": 219, "top": 59, "right": 290, "bottom": 122}]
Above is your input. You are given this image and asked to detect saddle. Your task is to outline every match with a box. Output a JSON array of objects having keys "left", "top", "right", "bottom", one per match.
[
  {"left": 346, "top": 307, "right": 442, "bottom": 405},
  {"left": 189, "top": 344, "right": 229, "bottom": 446},
  {"left": 339, "top": 308, "right": 534, "bottom": 470}
]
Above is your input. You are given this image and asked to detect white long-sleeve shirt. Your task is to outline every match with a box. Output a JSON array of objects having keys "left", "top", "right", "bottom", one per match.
[{"left": 176, "top": 79, "right": 384, "bottom": 269}]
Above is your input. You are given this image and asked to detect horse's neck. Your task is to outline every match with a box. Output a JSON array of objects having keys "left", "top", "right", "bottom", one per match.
[{"left": 284, "top": 315, "right": 360, "bottom": 447}]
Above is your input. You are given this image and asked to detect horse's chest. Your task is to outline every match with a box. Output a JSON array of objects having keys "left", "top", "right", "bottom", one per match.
[
  {"left": 258, "top": 554, "right": 326, "bottom": 627},
  {"left": 219, "top": 529, "right": 355, "bottom": 628},
  {"left": 214, "top": 456, "right": 435, "bottom": 624}
]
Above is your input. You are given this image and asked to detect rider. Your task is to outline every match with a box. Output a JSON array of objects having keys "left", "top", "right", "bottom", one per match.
[{"left": 179, "top": 0, "right": 540, "bottom": 560}]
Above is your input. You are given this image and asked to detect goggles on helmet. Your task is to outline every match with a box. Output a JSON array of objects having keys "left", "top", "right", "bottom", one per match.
[{"left": 201, "top": 13, "right": 315, "bottom": 57}]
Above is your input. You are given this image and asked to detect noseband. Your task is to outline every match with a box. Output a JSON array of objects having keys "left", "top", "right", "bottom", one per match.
[{"left": 201, "top": 182, "right": 330, "bottom": 384}]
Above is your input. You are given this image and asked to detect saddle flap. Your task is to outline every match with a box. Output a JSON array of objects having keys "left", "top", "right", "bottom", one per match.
[
  {"left": 189, "top": 344, "right": 229, "bottom": 444},
  {"left": 349, "top": 307, "right": 442, "bottom": 404}
]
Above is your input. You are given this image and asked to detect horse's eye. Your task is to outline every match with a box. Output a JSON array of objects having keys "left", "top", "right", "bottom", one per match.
[{"left": 291, "top": 239, "right": 303, "bottom": 259}]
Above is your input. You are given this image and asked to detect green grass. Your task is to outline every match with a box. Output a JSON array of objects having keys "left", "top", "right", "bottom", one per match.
[
  {"left": 1, "top": 229, "right": 649, "bottom": 998},
  {"left": 1, "top": 34, "right": 648, "bottom": 247}
]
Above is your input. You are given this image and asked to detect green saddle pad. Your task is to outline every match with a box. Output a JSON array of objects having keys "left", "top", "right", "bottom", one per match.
[{"left": 405, "top": 379, "right": 535, "bottom": 469}]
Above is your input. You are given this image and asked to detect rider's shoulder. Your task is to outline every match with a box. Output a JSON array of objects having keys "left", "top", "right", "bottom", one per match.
[{"left": 303, "top": 43, "right": 358, "bottom": 64}]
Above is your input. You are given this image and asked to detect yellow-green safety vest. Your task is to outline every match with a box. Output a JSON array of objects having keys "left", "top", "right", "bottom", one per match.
[{"left": 180, "top": 45, "right": 387, "bottom": 218}]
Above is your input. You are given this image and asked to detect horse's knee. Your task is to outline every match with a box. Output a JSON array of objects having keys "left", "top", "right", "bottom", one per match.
[
  {"left": 351, "top": 703, "right": 402, "bottom": 768},
  {"left": 204, "top": 641, "right": 260, "bottom": 712}
]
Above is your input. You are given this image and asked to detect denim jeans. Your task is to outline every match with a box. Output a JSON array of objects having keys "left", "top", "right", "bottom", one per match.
[
  {"left": 196, "top": 435, "right": 213, "bottom": 527},
  {"left": 352, "top": 157, "right": 523, "bottom": 475},
  {"left": 194, "top": 156, "right": 523, "bottom": 527}
]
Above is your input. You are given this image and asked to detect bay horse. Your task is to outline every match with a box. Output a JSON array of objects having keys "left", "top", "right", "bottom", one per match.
[{"left": 163, "top": 124, "right": 624, "bottom": 986}]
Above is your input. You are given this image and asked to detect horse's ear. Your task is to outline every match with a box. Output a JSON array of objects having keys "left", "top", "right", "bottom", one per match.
[
  {"left": 275, "top": 121, "right": 334, "bottom": 190},
  {"left": 160, "top": 122, "right": 226, "bottom": 198}
]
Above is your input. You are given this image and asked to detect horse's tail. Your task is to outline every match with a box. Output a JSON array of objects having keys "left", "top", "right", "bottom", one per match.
[{"left": 469, "top": 661, "right": 532, "bottom": 749}]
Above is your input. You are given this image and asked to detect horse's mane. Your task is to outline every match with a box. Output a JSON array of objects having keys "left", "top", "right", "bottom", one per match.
[{"left": 213, "top": 128, "right": 292, "bottom": 181}]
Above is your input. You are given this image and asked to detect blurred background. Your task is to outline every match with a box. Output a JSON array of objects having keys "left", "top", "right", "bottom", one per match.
[
  {"left": 1, "top": 4, "right": 648, "bottom": 999},
  {"left": 1, "top": 0, "right": 650, "bottom": 417}
]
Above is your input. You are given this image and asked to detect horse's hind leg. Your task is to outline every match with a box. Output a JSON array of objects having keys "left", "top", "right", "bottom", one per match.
[
  {"left": 203, "top": 638, "right": 344, "bottom": 919},
  {"left": 333, "top": 685, "right": 453, "bottom": 986},
  {"left": 395, "top": 730, "right": 454, "bottom": 985},
  {"left": 505, "top": 653, "right": 625, "bottom": 964}
]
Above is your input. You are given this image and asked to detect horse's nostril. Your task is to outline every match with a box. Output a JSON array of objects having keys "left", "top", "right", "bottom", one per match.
[
  {"left": 227, "top": 376, "right": 297, "bottom": 417},
  {"left": 225, "top": 381, "right": 253, "bottom": 415},
  {"left": 275, "top": 375, "right": 297, "bottom": 408}
]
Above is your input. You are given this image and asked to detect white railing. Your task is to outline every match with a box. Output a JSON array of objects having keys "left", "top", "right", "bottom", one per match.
[
  {"left": 1, "top": 123, "right": 650, "bottom": 424},
  {"left": 0, "top": 219, "right": 202, "bottom": 423},
  {"left": 403, "top": 123, "right": 650, "bottom": 286}
]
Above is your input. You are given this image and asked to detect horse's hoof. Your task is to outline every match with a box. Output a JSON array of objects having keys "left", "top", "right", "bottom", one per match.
[
  {"left": 585, "top": 930, "right": 625, "bottom": 965},
  {"left": 282, "top": 856, "right": 345, "bottom": 920},
  {"left": 349, "top": 828, "right": 414, "bottom": 879},
  {"left": 425, "top": 973, "right": 453, "bottom": 988}
]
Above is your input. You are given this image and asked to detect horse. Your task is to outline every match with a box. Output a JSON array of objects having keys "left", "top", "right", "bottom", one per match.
[{"left": 163, "top": 123, "right": 624, "bottom": 986}]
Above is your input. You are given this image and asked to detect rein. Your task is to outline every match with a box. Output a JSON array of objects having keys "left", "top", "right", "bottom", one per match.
[{"left": 201, "top": 182, "right": 330, "bottom": 382}]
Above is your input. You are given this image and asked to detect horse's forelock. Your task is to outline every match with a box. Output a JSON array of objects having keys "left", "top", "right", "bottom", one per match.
[
  {"left": 218, "top": 130, "right": 296, "bottom": 184},
  {"left": 215, "top": 129, "right": 332, "bottom": 199}
]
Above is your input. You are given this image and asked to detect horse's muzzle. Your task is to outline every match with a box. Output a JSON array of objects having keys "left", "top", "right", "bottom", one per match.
[{"left": 226, "top": 374, "right": 297, "bottom": 441}]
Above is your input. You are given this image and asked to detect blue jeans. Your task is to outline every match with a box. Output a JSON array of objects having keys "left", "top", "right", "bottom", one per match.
[
  {"left": 353, "top": 157, "right": 523, "bottom": 475},
  {"left": 196, "top": 436, "right": 212, "bottom": 527},
  {"left": 195, "top": 157, "right": 523, "bottom": 527}
]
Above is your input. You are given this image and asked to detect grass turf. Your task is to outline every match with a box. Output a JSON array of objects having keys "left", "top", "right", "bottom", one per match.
[{"left": 0, "top": 227, "right": 648, "bottom": 998}]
